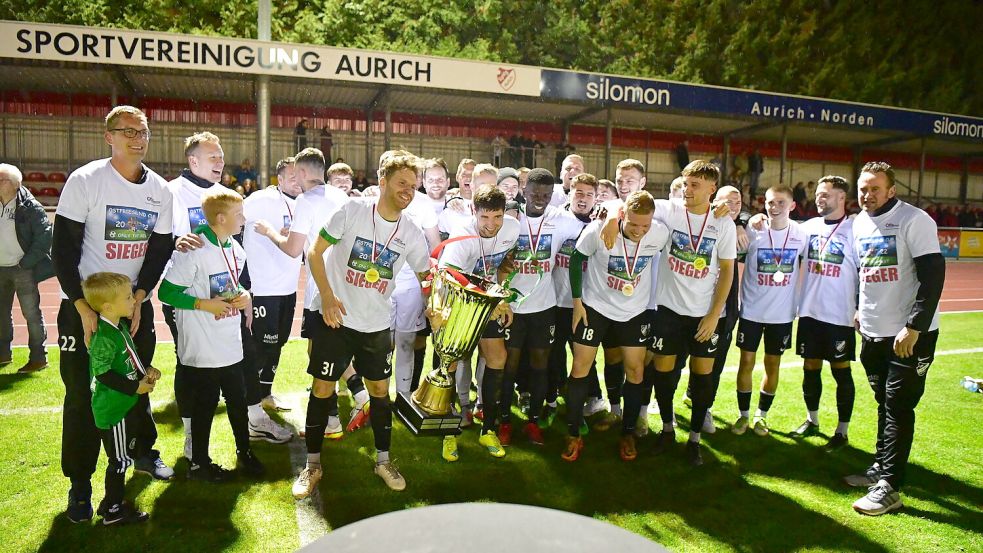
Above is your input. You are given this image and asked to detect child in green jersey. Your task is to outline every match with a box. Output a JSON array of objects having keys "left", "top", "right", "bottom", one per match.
[{"left": 83, "top": 272, "right": 160, "bottom": 525}]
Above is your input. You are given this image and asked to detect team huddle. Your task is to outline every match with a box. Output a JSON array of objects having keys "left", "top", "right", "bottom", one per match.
[{"left": 55, "top": 106, "right": 944, "bottom": 527}]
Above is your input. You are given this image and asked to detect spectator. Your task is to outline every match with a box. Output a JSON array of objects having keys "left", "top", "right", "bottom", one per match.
[
  {"left": 528, "top": 134, "right": 544, "bottom": 168},
  {"left": 221, "top": 172, "right": 235, "bottom": 188},
  {"left": 353, "top": 170, "right": 369, "bottom": 191},
  {"left": 939, "top": 206, "right": 959, "bottom": 228},
  {"left": 806, "top": 180, "right": 817, "bottom": 203},
  {"left": 508, "top": 133, "right": 522, "bottom": 167},
  {"left": 747, "top": 148, "right": 764, "bottom": 200},
  {"left": 235, "top": 158, "right": 257, "bottom": 184},
  {"left": 294, "top": 119, "right": 308, "bottom": 151},
  {"left": 491, "top": 134, "right": 508, "bottom": 167},
  {"left": 793, "top": 181, "right": 807, "bottom": 205},
  {"left": 319, "top": 126, "right": 333, "bottom": 161},
  {"left": 732, "top": 151, "right": 749, "bottom": 186},
  {"left": 958, "top": 205, "right": 975, "bottom": 228},
  {"left": 0, "top": 163, "right": 52, "bottom": 373},
  {"left": 675, "top": 140, "right": 689, "bottom": 172},
  {"left": 241, "top": 179, "right": 256, "bottom": 197}
]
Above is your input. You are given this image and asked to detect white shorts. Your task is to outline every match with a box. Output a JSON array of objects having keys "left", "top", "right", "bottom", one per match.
[{"left": 390, "top": 273, "right": 426, "bottom": 333}]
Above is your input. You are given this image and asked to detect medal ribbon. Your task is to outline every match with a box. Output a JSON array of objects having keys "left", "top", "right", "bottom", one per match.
[
  {"left": 767, "top": 223, "right": 791, "bottom": 271},
  {"left": 370, "top": 204, "right": 402, "bottom": 266},
  {"left": 103, "top": 316, "right": 146, "bottom": 376},
  {"left": 524, "top": 212, "right": 548, "bottom": 264},
  {"left": 278, "top": 188, "right": 294, "bottom": 220},
  {"left": 620, "top": 224, "right": 642, "bottom": 283},
  {"left": 477, "top": 234, "right": 499, "bottom": 278},
  {"left": 817, "top": 217, "right": 845, "bottom": 264},
  {"left": 685, "top": 207, "right": 711, "bottom": 257},
  {"left": 220, "top": 241, "right": 240, "bottom": 289}
]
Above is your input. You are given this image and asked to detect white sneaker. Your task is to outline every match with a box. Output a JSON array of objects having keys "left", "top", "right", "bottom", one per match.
[
  {"left": 374, "top": 461, "right": 406, "bottom": 491},
  {"left": 292, "top": 466, "right": 322, "bottom": 500},
  {"left": 853, "top": 480, "right": 903, "bottom": 516},
  {"left": 634, "top": 413, "right": 649, "bottom": 438},
  {"left": 702, "top": 409, "right": 716, "bottom": 434},
  {"left": 261, "top": 394, "right": 291, "bottom": 412},
  {"left": 352, "top": 389, "right": 369, "bottom": 411},
  {"left": 584, "top": 397, "right": 608, "bottom": 417},
  {"left": 648, "top": 403, "right": 661, "bottom": 415},
  {"left": 325, "top": 416, "right": 343, "bottom": 436},
  {"left": 183, "top": 433, "right": 193, "bottom": 461},
  {"left": 248, "top": 413, "right": 293, "bottom": 444}
]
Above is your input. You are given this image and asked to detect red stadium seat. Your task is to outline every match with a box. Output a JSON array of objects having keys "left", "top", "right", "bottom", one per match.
[
  {"left": 29, "top": 186, "right": 42, "bottom": 196},
  {"left": 26, "top": 171, "right": 46, "bottom": 182},
  {"left": 48, "top": 172, "right": 67, "bottom": 182},
  {"left": 39, "top": 187, "right": 60, "bottom": 197}
]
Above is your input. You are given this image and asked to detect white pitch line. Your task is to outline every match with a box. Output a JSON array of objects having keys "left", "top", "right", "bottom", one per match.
[{"left": 278, "top": 392, "right": 330, "bottom": 547}]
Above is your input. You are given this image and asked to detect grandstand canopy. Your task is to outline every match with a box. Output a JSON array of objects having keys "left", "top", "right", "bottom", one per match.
[{"left": 2, "top": 20, "right": 982, "bottom": 161}]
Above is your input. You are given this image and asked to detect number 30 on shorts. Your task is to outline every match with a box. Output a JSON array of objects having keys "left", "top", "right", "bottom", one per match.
[{"left": 253, "top": 305, "right": 267, "bottom": 319}]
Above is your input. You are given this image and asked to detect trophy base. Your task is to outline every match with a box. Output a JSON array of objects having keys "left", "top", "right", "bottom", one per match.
[{"left": 394, "top": 392, "right": 462, "bottom": 437}]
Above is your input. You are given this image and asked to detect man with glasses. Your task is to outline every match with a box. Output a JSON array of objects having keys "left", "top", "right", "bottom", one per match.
[{"left": 53, "top": 106, "right": 176, "bottom": 523}]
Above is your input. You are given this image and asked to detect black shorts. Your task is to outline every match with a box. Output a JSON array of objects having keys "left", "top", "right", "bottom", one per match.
[
  {"left": 736, "top": 318, "right": 793, "bottom": 355},
  {"left": 300, "top": 308, "right": 318, "bottom": 339},
  {"left": 306, "top": 318, "right": 393, "bottom": 382},
  {"left": 251, "top": 293, "right": 296, "bottom": 347},
  {"left": 572, "top": 304, "right": 651, "bottom": 348},
  {"left": 860, "top": 330, "right": 939, "bottom": 375},
  {"left": 482, "top": 317, "right": 507, "bottom": 339},
  {"left": 416, "top": 318, "right": 432, "bottom": 338},
  {"left": 796, "top": 316, "right": 856, "bottom": 362},
  {"left": 505, "top": 308, "right": 556, "bottom": 350},
  {"left": 651, "top": 306, "right": 726, "bottom": 359}
]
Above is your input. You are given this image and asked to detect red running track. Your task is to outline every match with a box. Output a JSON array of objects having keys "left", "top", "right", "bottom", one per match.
[{"left": 6, "top": 260, "right": 983, "bottom": 347}]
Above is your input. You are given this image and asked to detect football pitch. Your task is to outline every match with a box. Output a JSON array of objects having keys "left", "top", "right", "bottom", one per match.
[{"left": 0, "top": 313, "right": 980, "bottom": 552}]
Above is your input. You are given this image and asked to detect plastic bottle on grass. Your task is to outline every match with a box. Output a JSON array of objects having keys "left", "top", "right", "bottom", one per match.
[{"left": 961, "top": 376, "right": 980, "bottom": 393}]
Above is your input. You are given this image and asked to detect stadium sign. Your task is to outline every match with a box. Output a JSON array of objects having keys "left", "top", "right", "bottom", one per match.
[
  {"left": 541, "top": 69, "right": 983, "bottom": 142},
  {"left": 0, "top": 21, "right": 542, "bottom": 97}
]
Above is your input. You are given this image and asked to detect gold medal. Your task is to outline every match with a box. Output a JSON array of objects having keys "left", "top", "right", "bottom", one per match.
[
  {"left": 365, "top": 267, "right": 381, "bottom": 283},
  {"left": 622, "top": 283, "right": 634, "bottom": 297},
  {"left": 815, "top": 262, "right": 823, "bottom": 273},
  {"left": 694, "top": 257, "right": 707, "bottom": 271},
  {"left": 772, "top": 270, "right": 786, "bottom": 284}
]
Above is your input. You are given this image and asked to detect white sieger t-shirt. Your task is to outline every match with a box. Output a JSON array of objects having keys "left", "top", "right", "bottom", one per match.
[
  {"left": 510, "top": 206, "right": 583, "bottom": 315},
  {"left": 163, "top": 236, "right": 245, "bottom": 368},
  {"left": 314, "top": 198, "right": 430, "bottom": 333},
  {"left": 288, "top": 184, "right": 349, "bottom": 310},
  {"left": 56, "top": 158, "right": 172, "bottom": 297},
  {"left": 853, "top": 200, "right": 941, "bottom": 338},
  {"left": 797, "top": 216, "right": 859, "bottom": 327},
  {"left": 243, "top": 186, "right": 303, "bottom": 296},
  {"left": 739, "top": 220, "right": 808, "bottom": 324},
  {"left": 576, "top": 219, "right": 669, "bottom": 321}
]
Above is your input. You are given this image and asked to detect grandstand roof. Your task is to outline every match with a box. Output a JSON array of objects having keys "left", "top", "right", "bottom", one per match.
[{"left": 1, "top": 20, "right": 981, "bottom": 159}]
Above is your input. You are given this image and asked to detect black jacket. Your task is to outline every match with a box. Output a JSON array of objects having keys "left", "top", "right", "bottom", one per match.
[{"left": 11, "top": 186, "right": 54, "bottom": 283}]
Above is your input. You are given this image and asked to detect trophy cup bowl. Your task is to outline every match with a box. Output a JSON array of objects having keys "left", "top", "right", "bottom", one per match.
[{"left": 394, "top": 268, "right": 510, "bottom": 436}]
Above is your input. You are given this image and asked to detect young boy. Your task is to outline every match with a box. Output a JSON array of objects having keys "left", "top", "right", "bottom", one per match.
[
  {"left": 83, "top": 272, "right": 160, "bottom": 525},
  {"left": 159, "top": 188, "right": 265, "bottom": 482},
  {"left": 733, "top": 185, "right": 807, "bottom": 437}
]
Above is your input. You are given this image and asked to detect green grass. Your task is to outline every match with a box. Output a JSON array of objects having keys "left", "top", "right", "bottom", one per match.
[{"left": 1, "top": 313, "right": 981, "bottom": 552}]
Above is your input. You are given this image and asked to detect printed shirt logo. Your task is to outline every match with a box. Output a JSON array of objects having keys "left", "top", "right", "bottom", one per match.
[
  {"left": 667, "top": 229, "right": 715, "bottom": 279},
  {"left": 807, "top": 234, "right": 846, "bottom": 264},
  {"left": 188, "top": 207, "right": 206, "bottom": 231},
  {"left": 348, "top": 237, "right": 401, "bottom": 280},
  {"left": 858, "top": 236, "right": 898, "bottom": 268},
  {"left": 209, "top": 271, "right": 239, "bottom": 299},
  {"left": 555, "top": 237, "right": 581, "bottom": 269},
  {"left": 606, "top": 254, "right": 653, "bottom": 292},
  {"left": 515, "top": 233, "right": 553, "bottom": 274},
  {"left": 105, "top": 205, "right": 158, "bottom": 241},
  {"left": 755, "top": 248, "right": 798, "bottom": 274},
  {"left": 472, "top": 251, "right": 509, "bottom": 278},
  {"left": 857, "top": 235, "right": 900, "bottom": 283}
]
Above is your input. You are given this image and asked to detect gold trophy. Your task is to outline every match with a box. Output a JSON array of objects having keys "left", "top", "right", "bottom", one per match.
[{"left": 394, "top": 268, "right": 510, "bottom": 436}]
